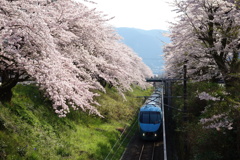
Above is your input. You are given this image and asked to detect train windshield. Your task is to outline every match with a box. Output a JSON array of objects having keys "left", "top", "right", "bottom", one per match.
[{"left": 139, "top": 111, "right": 161, "bottom": 124}]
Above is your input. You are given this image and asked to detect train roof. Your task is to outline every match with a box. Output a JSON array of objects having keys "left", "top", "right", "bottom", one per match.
[
  {"left": 151, "top": 93, "right": 160, "bottom": 96},
  {"left": 145, "top": 96, "right": 161, "bottom": 104},
  {"left": 140, "top": 104, "right": 162, "bottom": 112}
]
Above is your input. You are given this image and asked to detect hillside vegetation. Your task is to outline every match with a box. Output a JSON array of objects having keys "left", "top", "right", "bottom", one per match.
[
  {"left": 164, "top": 0, "right": 240, "bottom": 159},
  {"left": 171, "top": 82, "right": 239, "bottom": 160},
  {"left": 0, "top": 84, "right": 152, "bottom": 160}
]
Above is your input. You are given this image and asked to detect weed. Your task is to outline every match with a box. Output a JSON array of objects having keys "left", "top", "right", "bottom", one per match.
[
  {"left": 0, "top": 118, "right": 5, "bottom": 130},
  {"left": 56, "top": 147, "right": 71, "bottom": 157},
  {"left": 17, "top": 145, "right": 27, "bottom": 157},
  {"left": 26, "top": 152, "right": 39, "bottom": 160},
  {"left": 0, "top": 140, "right": 7, "bottom": 160}
]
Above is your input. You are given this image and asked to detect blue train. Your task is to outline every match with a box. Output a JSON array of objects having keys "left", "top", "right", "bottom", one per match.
[{"left": 138, "top": 88, "right": 163, "bottom": 140}]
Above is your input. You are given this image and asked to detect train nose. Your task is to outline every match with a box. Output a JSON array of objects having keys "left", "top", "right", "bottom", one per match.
[{"left": 141, "top": 123, "right": 160, "bottom": 132}]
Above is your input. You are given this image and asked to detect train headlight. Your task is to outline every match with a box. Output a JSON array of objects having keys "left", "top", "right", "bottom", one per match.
[
  {"left": 154, "top": 133, "right": 157, "bottom": 137},
  {"left": 143, "top": 133, "right": 145, "bottom": 136}
]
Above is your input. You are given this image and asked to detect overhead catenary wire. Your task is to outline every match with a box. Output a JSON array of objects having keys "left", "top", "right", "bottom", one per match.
[{"left": 105, "top": 107, "right": 140, "bottom": 160}]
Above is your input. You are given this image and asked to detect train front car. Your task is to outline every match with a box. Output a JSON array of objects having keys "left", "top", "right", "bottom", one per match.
[{"left": 138, "top": 99, "right": 162, "bottom": 140}]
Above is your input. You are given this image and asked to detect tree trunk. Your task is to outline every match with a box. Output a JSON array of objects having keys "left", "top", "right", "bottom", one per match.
[
  {"left": 237, "top": 117, "right": 240, "bottom": 159},
  {"left": 0, "top": 71, "right": 19, "bottom": 102},
  {"left": 0, "top": 86, "right": 14, "bottom": 102}
]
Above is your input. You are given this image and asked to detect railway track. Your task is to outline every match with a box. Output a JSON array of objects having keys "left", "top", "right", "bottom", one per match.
[
  {"left": 120, "top": 132, "right": 164, "bottom": 160},
  {"left": 120, "top": 86, "right": 166, "bottom": 160},
  {"left": 138, "top": 142, "right": 156, "bottom": 160}
]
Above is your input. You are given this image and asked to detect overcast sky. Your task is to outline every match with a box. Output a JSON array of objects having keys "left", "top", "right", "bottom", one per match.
[{"left": 81, "top": 0, "right": 177, "bottom": 31}]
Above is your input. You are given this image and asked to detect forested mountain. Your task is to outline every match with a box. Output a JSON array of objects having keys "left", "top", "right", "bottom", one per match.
[{"left": 116, "top": 27, "right": 170, "bottom": 74}]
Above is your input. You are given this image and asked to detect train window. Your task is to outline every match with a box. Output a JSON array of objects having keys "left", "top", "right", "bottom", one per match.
[{"left": 139, "top": 111, "right": 161, "bottom": 124}]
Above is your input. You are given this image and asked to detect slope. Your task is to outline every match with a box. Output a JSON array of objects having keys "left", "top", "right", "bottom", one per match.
[{"left": 0, "top": 84, "right": 152, "bottom": 159}]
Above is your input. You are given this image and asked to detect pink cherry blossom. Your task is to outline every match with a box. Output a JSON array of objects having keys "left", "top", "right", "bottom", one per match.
[{"left": 0, "top": 0, "right": 153, "bottom": 117}]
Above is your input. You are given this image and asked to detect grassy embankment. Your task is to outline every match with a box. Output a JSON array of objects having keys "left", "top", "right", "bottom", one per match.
[{"left": 0, "top": 84, "right": 152, "bottom": 160}]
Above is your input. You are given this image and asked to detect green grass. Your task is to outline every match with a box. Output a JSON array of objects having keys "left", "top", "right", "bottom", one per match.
[{"left": 0, "top": 84, "right": 152, "bottom": 160}]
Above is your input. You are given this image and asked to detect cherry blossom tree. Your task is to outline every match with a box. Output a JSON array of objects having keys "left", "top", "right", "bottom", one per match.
[
  {"left": 164, "top": 1, "right": 240, "bottom": 154},
  {"left": 0, "top": 0, "right": 153, "bottom": 117},
  {"left": 164, "top": 0, "right": 240, "bottom": 96}
]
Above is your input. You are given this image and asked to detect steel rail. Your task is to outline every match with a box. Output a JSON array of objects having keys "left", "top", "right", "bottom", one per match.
[
  {"left": 138, "top": 144, "right": 145, "bottom": 160},
  {"left": 151, "top": 142, "right": 156, "bottom": 160},
  {"left": 161, "top": 87, "right": 168, "bottom": 160},
  {"left": 138, "top": 142, "right": 156, "bottom": 160}
]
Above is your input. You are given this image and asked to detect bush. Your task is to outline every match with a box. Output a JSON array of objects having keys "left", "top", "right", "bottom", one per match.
[{"left": 171, "top": 81, "right": 239, "bottom": 160}]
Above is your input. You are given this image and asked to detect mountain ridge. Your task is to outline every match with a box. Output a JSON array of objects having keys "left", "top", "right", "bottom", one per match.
[{"left": 116, "top": 27, "right": 170, "bottom": 74}]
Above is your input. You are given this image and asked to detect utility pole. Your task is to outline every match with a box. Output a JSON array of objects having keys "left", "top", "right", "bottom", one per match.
[
  {"left": 183, "top": 64, "right": 187, "bottom": 121},
  {"left": 183, "top": 63, "right": 189, "bottom": 160}
]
